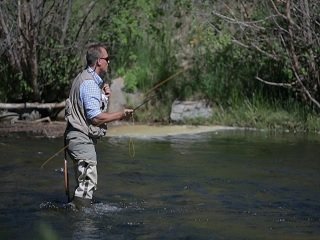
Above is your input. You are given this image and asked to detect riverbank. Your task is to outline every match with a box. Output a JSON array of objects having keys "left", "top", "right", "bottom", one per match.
[
  {"left": 0, "top": 121, "right": 239, "bottom": 138},
  {"left": 0, "top": 121, "right": 66, "bottom": 138}
]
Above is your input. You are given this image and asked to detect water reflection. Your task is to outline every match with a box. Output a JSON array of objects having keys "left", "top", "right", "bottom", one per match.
[{"left": 0, "top": 130, "right": 319, "bottom": 239}]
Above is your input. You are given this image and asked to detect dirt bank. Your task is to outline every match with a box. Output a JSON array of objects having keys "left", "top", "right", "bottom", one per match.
[
  {"left": 0, "top": 121, "right": 67, "bottom": 138},
  {"left": 0, "top": 121, "right": 236, "bottom": 138}
]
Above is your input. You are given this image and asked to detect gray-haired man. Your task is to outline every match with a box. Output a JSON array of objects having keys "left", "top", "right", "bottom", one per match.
[{"left": 64, "top": 43, "right": 133, "bottom": 208}]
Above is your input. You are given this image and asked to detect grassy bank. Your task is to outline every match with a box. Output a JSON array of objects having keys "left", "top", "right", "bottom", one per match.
[
  {"left": 210, "top": 103, "right": 320, "bottom": 133},
  {"left": 133, "top": 99, "right": 320, "bottom": 134}
]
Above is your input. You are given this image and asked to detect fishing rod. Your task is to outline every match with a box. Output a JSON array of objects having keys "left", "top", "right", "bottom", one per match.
[
  {"left": 133, "top": 94, "right": 156, "bottom": 111},
  {"left": 133, "top": 66, "right": 191, "bottom": 111},
  {"left": 144, "top": 66, "right": 190, "bottom": 97},
  {"left": 41, "top": 65, "right": 190, "bottom": 168}
]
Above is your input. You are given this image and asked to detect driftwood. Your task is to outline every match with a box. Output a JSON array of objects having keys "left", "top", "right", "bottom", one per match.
[
  {"left": 0, "top": 101, "right": 65, "bottom": 110},
  {"left": 14, "top": 116, "right": 52, "bottom": 123}
]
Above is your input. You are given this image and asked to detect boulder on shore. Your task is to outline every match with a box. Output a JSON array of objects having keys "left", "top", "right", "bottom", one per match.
[{"left": 170, "top": 100, "right": 213, "bottom": 122}]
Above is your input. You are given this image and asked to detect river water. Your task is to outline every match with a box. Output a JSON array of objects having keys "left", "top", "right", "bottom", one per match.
[{"left": 0, "top": 130, "right": 319, "bottom": 239}]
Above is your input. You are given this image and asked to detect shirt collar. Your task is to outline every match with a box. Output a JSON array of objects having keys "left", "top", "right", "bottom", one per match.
[{"left": 88, "top": 67, "right": 104, "bottom": 88}]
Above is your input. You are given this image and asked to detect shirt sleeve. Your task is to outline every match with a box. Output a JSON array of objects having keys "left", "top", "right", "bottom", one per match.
[{"left": 80, "top": 80, "right": 102, "bottom": 120}]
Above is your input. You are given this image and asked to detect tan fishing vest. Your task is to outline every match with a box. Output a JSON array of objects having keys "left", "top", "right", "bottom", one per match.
[{"left": 65, "top": 69, "right": 106, "bottom": 138}]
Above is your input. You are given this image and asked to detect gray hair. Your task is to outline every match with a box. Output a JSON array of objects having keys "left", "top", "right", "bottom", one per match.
[{"left": 86, "top": 43, "right": 107, "bottom": 67}]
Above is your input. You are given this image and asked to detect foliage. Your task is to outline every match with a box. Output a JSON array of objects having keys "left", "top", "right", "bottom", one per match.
[
  {"left": 0, "top": 0, "right": 319, "bottom": 131},
  {"left": 0, "top": 0, "right": 98, "bottom": 102},
  {"left": 209, "top": 96, "right": 320, "bottom": 132},
  {"left": 96, "top": 0, "right": 183, "bottom": 93},
  {"left": 205, "top": 0, "right": 320, "bottom": 110}
]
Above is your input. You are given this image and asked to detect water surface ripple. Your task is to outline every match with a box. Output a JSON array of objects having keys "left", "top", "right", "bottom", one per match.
[{"left": 0, "top": 130, "right": 319, "bottom": 239}]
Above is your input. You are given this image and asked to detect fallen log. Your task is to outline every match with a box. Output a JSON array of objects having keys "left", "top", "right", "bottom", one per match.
[{"left": 0, "top": 101, "right": 65, "bottom": 110}]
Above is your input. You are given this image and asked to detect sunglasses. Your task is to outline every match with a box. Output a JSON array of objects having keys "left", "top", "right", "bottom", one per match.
[{"left": 100, "top": 57, "right": 110, "bottom": 63}]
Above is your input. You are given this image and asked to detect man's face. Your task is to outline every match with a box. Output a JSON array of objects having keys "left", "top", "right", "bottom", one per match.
[{"left": 98, "top": 48, "right": 109, "bottom": 77}]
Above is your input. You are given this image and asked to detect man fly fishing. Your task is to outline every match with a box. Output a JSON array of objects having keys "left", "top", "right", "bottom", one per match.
[{"left": 64, "top": 43, "right": 133, "bottom": 209}]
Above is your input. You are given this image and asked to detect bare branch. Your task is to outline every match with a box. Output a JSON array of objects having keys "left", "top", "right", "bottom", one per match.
[
  {"left": 250, "top": 43, "right": 279, "bottom": 61},
  {"left": 270, "top": 0, "right": 287, "bottom": 19},
  {"left": 205, "top": 0, "right": 320, "bottom": 110},
  {"left": 231, "top": 39, "right": 250, "bottom": 48},
  {"left": 74, "top": 1, "right": 96, "bottom": 41},
  {"left": 292, "top": 66, "right": 320, "bottom": 109},
  {"left": 211, "top": 10, "right": 267, "bottom": 31},
  {"left": 61, "top": 0, "right": 72, "bottom": 44},
  {"left": 255, "top": 76, "right": 295, "bottom": 88},
  {"left": 0, "top": 6, "right": 21, "bottom": 69}
]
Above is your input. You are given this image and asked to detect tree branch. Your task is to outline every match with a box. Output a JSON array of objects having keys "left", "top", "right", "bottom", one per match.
[
  {"left": 0, "top": 101, "right": 66, "bottom": 110},
  {"left": 0, "top": 6, "right": 21, "bottom": 70},
  {"left": 60, "top": 0, "right": 72, "bottom": 45},
  {"left": 255, "top": 76, "right": 295, "bottom": 88},
  {"left": 292, "top": 65, "right": 320, "bottom": 109},
  {"left": 211, "top": 10, "right": 267, "bottom": 31},
  {"left": 74, "top": 1, "right": 96, "bottom": 41}
]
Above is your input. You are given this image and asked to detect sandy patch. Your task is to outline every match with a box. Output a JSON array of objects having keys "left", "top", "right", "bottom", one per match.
[
  {"left": 0, "top": 121, "right": 237, "bottom": 138},
  {"left": 107, "top": 124, "right": 236, "bottom": 138}
]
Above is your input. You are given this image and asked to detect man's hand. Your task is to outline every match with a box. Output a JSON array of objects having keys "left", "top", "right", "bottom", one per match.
[
  {"left": 122, "top": 109, "right": 134, "bottom": 120},
  {"left": 102, "top": 83, "right": 111, "bottom": 96}
]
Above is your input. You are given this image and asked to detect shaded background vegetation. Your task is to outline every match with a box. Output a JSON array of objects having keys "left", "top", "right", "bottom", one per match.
[{"left": 0, "top": 0, "right": 319, "bottom": 129}]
